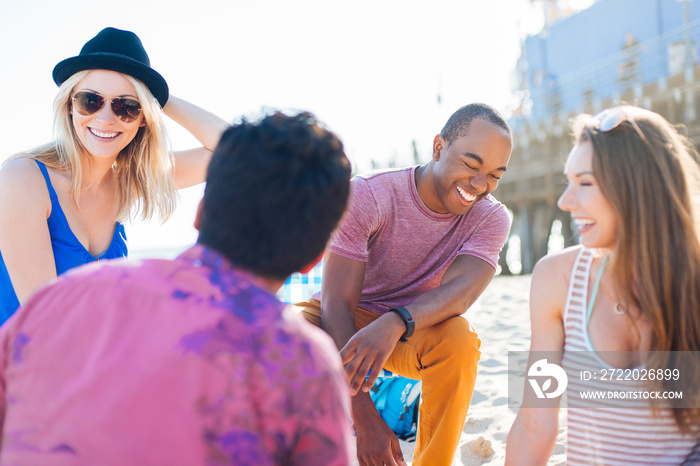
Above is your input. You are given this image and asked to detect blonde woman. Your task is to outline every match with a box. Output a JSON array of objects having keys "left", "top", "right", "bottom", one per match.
[
  {"left": 506, "top": 106, "right": 700, "bottom": 464},
  {"left": 0, "top": 27, "right": 229, "bottom": 322}
]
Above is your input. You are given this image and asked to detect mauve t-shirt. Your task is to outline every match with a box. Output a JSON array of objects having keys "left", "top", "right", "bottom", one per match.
[{"left": 325, "top": 166, "right": 510, "bottom": 315}]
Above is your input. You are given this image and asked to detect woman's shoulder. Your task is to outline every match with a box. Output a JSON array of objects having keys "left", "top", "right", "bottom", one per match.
[
  {"left": 0, "top": 158, "right": 52, "bottom": 208},
  {"left": 0, "top": 157, "right": 48, "bottom": 186},
  {"left": 1, "top": 156, "right": 42, "bottom": 177},
  {"left": 528, "top": 246, "right": 585, "bottom": 327},
  {"left": 531, "top": 245, "right": 584, "bottom": 297},
  {"left": 534, "top": 245, "right": 583, "bottom": 274}
]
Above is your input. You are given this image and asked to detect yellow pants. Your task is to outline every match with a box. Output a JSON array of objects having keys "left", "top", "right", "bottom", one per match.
[{"left": 295, "top": 299, "right": 481, "bottom": 466}]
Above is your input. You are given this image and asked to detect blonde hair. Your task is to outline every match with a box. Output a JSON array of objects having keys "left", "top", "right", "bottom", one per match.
[
  {"left": 8, "top": 70, "right": 176, "bottom": 222},
  {"left": 572, "top": 106, "right": 700, "bottom": 432}
]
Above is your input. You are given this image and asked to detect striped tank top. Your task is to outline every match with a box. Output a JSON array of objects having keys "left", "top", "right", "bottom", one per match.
[{"left": 560, "top": 247, "right": 699, "bottom": 465}]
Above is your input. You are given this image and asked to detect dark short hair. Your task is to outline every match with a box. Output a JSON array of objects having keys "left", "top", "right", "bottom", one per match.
[
  {"left": 440, "top": 103, "right": 511, "bottom": 144},
  {"left": 197, "top": 111, "right": 351, "bottom": 280}
]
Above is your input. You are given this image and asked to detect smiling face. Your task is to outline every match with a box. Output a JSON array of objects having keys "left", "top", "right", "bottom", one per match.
[
  {"left": 423, "top": 118, "right": 511, "bottom": 215},
  {"left": 71, "top": 70, "right": 144, "bottom": 162},
  {"left": 558, "top": 141, "right": 618, "bottom": 250}
]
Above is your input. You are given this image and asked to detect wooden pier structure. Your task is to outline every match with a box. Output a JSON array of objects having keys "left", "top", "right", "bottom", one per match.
[{"left": 495, "top": 65, "right": 700, "bottom": 274}]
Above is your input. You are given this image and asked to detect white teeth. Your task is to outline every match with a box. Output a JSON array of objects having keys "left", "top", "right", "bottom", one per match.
[
  {"left": 90, "top": 128, "right": 119, "bottom": 138},
  {"left": 457, "top": 186, "right": 477, "bottom": 202},
  {"left": 574, "top": 218, "right": 595, "bottom": 227}
]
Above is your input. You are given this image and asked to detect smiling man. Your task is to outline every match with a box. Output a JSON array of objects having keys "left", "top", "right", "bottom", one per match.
[{"left": 296, "top": 103, "right": 513, "bottom": 466}]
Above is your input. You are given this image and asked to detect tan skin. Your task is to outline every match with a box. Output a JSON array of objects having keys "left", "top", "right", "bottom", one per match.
[
  {"left": 322, "top": 118, "right": 512, "bottom": 466},
  {"left": 0, "top": 70, "right": 229, "bottom": 306}
]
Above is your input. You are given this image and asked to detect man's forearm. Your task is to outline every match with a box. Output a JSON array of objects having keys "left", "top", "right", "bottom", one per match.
[
  {"left": 405, "top": 278, "right": 484, "bottom": 328},
  {"left": 351, "top": 389, "right": 386, "bottom": 433},
  {"left": 321, "top": 301, "right": 358, "bottom": 351},
  {"left": 404, "top": 255, "right": 495, "bottom": 332}
]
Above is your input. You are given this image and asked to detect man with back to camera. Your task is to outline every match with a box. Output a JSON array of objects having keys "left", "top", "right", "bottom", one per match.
[
  {"left": 0, "top": 111, "right": 354, "bottom": 465},
  {"left": 296, "top": 103, "right": 513, "bottom": 465}
]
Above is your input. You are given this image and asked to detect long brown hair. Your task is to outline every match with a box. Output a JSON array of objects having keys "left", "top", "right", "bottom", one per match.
[{"left": 573, "top": 106, "right": 700, "bottom": 432}]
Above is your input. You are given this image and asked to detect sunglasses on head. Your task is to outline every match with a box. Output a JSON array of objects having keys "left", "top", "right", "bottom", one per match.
[
  {"left": 71, "top": 91, "right": 142, "bottom": 123},
  {"left": 594, "top": 107, "right": 650, "bottom": 145}
]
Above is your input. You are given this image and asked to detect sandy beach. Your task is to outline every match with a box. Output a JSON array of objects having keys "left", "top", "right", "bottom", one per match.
[
  {"left": 351, "top": 274, "right": 567, "bottom": 465},
  {"left": 450, "top": 274, "right": 566, "bottom": 466}
]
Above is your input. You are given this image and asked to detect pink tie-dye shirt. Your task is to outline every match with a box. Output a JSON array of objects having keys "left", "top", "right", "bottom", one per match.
[{"left": 0, "top": 245, "right": 352, "bottom": 466}]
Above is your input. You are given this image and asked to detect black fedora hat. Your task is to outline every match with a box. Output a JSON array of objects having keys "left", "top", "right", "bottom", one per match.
[{"left": 53, "top": 27, "right": 169, "bottom": 107}]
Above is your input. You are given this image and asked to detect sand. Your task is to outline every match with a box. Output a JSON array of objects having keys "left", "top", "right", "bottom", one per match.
[{"left": 350, "top": 274, "right": 567, "bottom": 465}]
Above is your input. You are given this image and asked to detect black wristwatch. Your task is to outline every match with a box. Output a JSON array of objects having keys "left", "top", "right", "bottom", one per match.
[{"left": 388, "top": 306, "right": 415, "bottom": 342}]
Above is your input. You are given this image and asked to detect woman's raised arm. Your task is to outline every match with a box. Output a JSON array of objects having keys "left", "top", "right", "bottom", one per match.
[{"left": 163, "top": 96, "right": 230, "bottom": 189}]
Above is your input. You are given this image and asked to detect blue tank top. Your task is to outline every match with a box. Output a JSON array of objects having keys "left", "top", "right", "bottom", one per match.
[{"left": 0, "top": 160, "right": 128, "bottom": 323}]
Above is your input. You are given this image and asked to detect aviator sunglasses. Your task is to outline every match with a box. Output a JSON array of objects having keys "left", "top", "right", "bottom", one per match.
[
  {"left": 595, "top": 107, "right": 650, "bottom": 146},
  {"left": 71, "top": 91, "right": 142, "bottom": 123}
]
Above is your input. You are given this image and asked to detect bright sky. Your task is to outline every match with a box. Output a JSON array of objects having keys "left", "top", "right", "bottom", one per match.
[{"left": 0, "top": 0, "right": 553, "bottom": 253}]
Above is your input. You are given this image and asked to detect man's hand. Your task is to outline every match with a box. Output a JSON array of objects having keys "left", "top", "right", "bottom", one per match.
[
  {"left": 340, "top": 312, "right": 405, "bottom": 395},
  {"left": 353, "top": 394, "right": 408, "bottom": 466}
]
